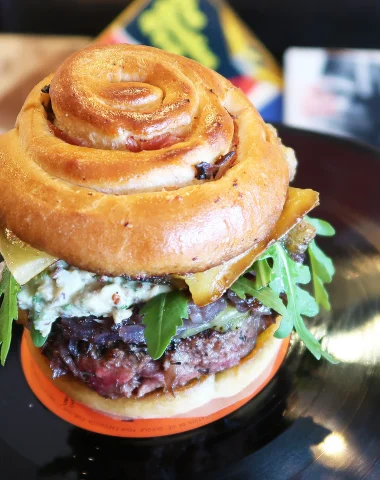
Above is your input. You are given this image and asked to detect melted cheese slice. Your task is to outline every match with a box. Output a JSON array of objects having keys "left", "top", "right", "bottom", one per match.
[
  {"left": 0, "top": 229, "right": 57, "bottom": 285},
  {"left": 183, "top": 187, "right": 319, "bottom": 306}
]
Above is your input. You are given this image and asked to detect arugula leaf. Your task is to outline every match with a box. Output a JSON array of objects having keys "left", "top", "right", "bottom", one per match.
[
  {"left": 269, "top": 243, "right": 337, "bottom": 360},
  {"left": 306, "top": 217, "right": 335, "bottom": 310},
  {"left": 306, "top": 216, "right": 335, "bottom": 236},
  {"left": 0, "top": 266, "right": 20, "bottom": 365},
  {"left": 141, "top": 291, "right": 189, "bottom": 359},
  {"left": 265, "top": 243, "right": 316, "bottom": 340},
  {"left": 235, "top": 241, "right": 336, "bottom": 362},
  {"left": 296, "top": 287, "right": 319, "bottom": 317},
  {"left": 252, "top": 259, "right": 272, "bottom": 289},
  {"left": 231, "top": 278, "right": 287, "bottom": 317},
  {"left": 269, "top": 243, "right": 309, "bottom": 333},
  {"left": 231, "top": 276, "right": 293, "bottom": 338},
  {"left": 30, "top": 322, "right": 48, "bottom": 348},
  {"left": 308, "top": 240, "right": 335, "bottom": 310}
]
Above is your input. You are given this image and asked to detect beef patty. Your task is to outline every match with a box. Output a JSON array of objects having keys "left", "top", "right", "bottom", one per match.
[{"left": 42, "top": 308, "right": 275, "bottom": 399}]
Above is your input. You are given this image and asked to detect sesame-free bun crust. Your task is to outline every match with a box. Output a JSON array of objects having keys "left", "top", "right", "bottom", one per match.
[
  {"left": 0, "top": 44, "right": 289, "bottom": 276},
  {"left": 25, "top": 320, "right": 284, "bottom": 419}
]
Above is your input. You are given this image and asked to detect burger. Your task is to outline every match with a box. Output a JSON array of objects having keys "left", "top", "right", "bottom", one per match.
[{"left": 0, "top": 45, "right": 336, "bottom": 419}]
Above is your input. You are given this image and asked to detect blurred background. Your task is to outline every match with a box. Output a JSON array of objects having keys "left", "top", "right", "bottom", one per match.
[
  {"left": 1, "top": 0, "right": 380, "bottom": 146},
  {"left": 2, "top": 0, "right": 380, "bottom": 60}
]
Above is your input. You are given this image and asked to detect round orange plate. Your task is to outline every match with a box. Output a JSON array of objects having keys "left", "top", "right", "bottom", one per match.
[{"left": 21, "top": 333, "right": 289, "bottom": 438}]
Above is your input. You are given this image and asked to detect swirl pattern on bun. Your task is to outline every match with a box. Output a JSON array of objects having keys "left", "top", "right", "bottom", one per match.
[{"left": 0, "top": 44, "right": 289, "bottom": 276}]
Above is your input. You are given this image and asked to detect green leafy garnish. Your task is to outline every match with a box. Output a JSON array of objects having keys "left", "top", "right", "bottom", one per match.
[
  {"left": 231, "top": 218, "right": 338, "bottom": 363},
  {"left": 30, "top": 322, "right": 48, "bottom": 348},
  {"left": 306, "top": 216, "right": 336, "bottom": 237},
  {"left": 141, "top": 291, "right": 189, "bottom": 360},
  {"left": 252, "top": 259, "right": 272, "bottom": 289},
  {"left": 306, "top": 216, "right": 335, "bottom": 311},
  {"left": 308, "top": 241, "right": 335, "bottom": 311},
  {"left": 232, "top": 277, "right": 288, "bottom": 319},
  {"left": 0, "top": 266, "right": 20, "bottom": 365}
]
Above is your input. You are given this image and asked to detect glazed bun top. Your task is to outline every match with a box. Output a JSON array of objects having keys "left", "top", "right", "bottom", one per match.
[{"left": 0, "top": 44, "right": 289, "bottom": 276}]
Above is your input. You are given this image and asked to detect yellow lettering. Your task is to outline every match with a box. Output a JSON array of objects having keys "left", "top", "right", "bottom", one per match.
[{"left": 138, "top": 0, "right": 219, "bottom": 69}]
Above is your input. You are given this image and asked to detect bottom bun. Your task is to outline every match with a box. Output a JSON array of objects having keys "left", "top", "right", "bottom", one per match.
[{"left": 25, "top": 318, "right": 284, "bottom": 419}]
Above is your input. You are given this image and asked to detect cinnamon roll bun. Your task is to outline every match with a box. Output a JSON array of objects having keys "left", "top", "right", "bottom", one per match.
[{"left": 0, "top": 44, "right": 289, "bottom": 277}]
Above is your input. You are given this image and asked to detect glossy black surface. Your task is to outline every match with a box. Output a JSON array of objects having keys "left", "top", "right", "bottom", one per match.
[{"left": 1, "top": 127, "right": 380, "bottom": 480}]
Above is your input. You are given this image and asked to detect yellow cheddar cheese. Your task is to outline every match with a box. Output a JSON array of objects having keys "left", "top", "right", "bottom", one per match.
[{"left": 0, "top": 229, "right": 56, "bottom": 285}]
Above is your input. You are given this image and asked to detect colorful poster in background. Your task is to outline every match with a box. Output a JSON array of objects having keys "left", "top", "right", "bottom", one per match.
[{"left": 97, "top": 0, "right": 283, "bottom": 122}]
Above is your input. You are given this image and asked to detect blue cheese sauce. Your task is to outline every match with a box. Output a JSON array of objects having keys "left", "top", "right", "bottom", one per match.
[{"left": 18, "top": 260, "right": 171, "bottom": 337}]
